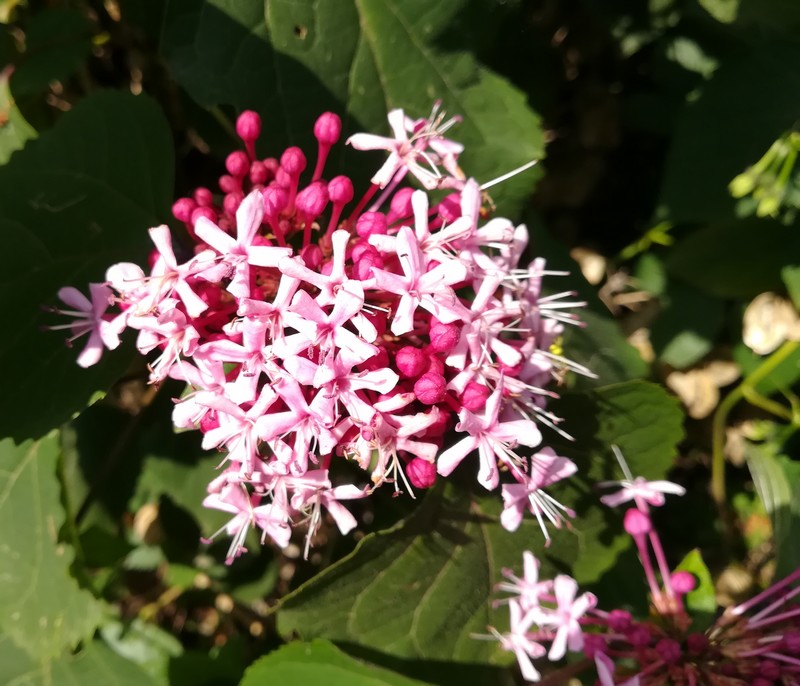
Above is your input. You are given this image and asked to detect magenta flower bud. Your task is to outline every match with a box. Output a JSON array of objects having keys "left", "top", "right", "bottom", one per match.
[
  {"left": 328, "top": 175, "right": 354, "bottom": 205},
  {"left": 624, "top": 508, "right": 652, "bottom": 536},
  {"left": 300, "top": 244, "right": 322, "bottom": 270},
  {"left": 223, "top": 191, "right": 244, "bottom": 216},
  {"left": 785, "top": 632, "right": 800, "bottom": 653},
  {"left": 274, "top": 166, "right": 292, "bottom": 188},
  {"left": 387, "top": 186, "right": 414, "bottom": 223},
  {"left": 194, "top": 187, "right": 214, "bottom": 207},
  {"left": 686, "top": 633, "right": 709, "bottom": 655},
  {"left": 356, "top": 211, "right": 388, "bottom": 238},
  {"left": 406, "top": 458, "right": 436, "bottom": 489},
  {"left": 191, "top": 206, "right": 217, "bottom": 225},
  {"left": 280, "top": 146, "right": 307, "bottom": 177},
  {"left": 219, "top": 175, "right": 238, "bottom": 193},
  {"left": 262, "top": 185, "right": 289, "bottom": 218},
  {"left": 629, "top": 625, "right": 652, "bottom": 647},
  {"left": 607, "top": 609, "right": 633, "bottom": 633},
  {"left": 581, "top": 634, "right": 606, "bottom": 659},
  {"left": 250, "top": 160, "right": 268, "bottom": 185},
  {"left": 314, "top": 112, "right": 342, "bottom": 145},
  {"left": 461, "top": 382, "right": 490, "bottom": 412},
  {"left": 437, "top": 192, "right": 462, "bottom": 223},
  {"left": 670, "top": 570, "right": 696, "bottom": 594},
  {"left": 655, "top": 638, "right": 682, "bottom": 664},
  {"left": 353, "top": 251, "right": 384, "bottom": 280},
  {"left": 172, "top": 197, "right": 196, "bottom": 223},
  {"left": 236, "top": 110, "right": 262, "bottom": 143},
  {"left": 395, "top": 346, "right": 427, "bottom": 378},
  {"left": 226, "top": 150, "right": 250, "bottom": 178},
  {"left": 295, "top": 180, "right": 329, "bottom": 221},
  {"left": 351, "top": 240, "right": 377, "bottom": 263},
  {"left": 414, "top": 371, "right": 446, "bottom": 405},
  {"left": 429, "top": 321, "right": 460, "bottom": 353}
]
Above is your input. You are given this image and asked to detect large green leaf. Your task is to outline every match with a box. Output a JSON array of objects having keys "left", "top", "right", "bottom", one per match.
[
  {"left": 240, "top": 640, "right": 433, "bottom": 686},
  {"left": 0, "top": 433, "right": 103, "bottom": 658},
  {"left": 0, "top": 634, "right": 160, "bottom": 686},
  {"left": 0, "top": 91, "right": 173, "bottom": 441},
  {"left": 160, "top": 0, "right": 542, "bottom": 214},
  {"left": 658, "top": 36, "right": 800, "bottom": 224},
  {"left": 276, "top": 381, "right": 683, "bottom": 664}
]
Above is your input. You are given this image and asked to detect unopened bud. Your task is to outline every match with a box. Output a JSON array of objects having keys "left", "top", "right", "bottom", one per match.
[
  {"left": 295, "top": 181, "right": 329, "bottom": 221},
  {"left": 406, "top": 458, "right": 436, "bottom": 489},
  {"left": 280, "top": 146, "right": 307, "bottom": 177},
  {"left": 461, "top": 382, "right": 490, "bottom": 411},
  {"left": 356, "top": 211, "right": 388, "bottom": 238},
  {"left": 395, "top": 346, "right": 427, "bottom": 378},
  {"left": 387, "top": 187, "right": 414, "bottom": 223},
  {"left": 328, "top": 175, "right": 354, "bottom": 205},
  {"left": 314, "top": 112, "right": 342, "bottom": 146},
  {"left": 194, "top": 187, "right": 214, "bottom": 207},
  {"left": 414, "top": 372, "right": 446, "bottom": 405},
  {"left": 172, "top": 197, "right": 196, "bottom": 223},
  {"left": 429, "top": 321, "right": 460, "bottom": 353},
  {"left": 236, "top": 110, "right": 262, "bottom": 143},
  {"left": 623, "top": 508, "right": 651, "bottom": 536},
  {"left": 226, "top": 150, "right": 250, "bottom": 178}
]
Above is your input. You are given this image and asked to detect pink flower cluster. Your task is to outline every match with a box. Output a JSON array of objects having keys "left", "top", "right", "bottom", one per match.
[
  {"left": 49, "top": 104, "right": 588, "bottom": 561},
  {"left": 491, "top": 450, "right": 800, "bottom": 685}
]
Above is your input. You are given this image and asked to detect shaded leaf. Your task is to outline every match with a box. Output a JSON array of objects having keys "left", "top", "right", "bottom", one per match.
[
  {"left": 160, "top": 0, "right": 542, "bottom": 215},
  {"left": 240, "top": 640, "right": 433, "bottom": 686},
  {"left": 276, "top": 381, "right": 683, "bottom": 664},
  {"left": 0, "top": 433, "right": 102, "bottom": 658},
  {"left": 0, "top": 634, "right": 160, "bottom": 686},
  {"left": 10, "top": 8, "right": 94, "bottom": 96},
  {"left": 0, "top": 91, "right": 173, "bottom": 441},
  {"left": 782, "top": 264, "right": 800, "bottom": 310},
  {"left": 666, "top": 218, "right": 800, "bottom": 298},
  {"left": 100, "top": 618, "right": 183, "bottom": 684}
]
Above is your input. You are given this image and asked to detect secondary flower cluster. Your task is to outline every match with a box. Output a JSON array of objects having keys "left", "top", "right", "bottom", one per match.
[
  {"left": 49, "top": 104, "right": 588, "bottom": 561},
  {"left": 491, "top": 450, "right": 800, "bottom": 685}
]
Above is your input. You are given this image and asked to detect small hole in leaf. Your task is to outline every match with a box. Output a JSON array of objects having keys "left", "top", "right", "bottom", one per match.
[{"left": 294, "top": 25, "right": 308, "bottom": 39}]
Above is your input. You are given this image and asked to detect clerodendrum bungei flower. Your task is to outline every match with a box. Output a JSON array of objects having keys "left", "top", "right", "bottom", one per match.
[
  {"left": 489, "top": 449, "right": 800, "bottom": 685},
  {"left": 48, "top": 103, "right": 590, "bottom": 561}
]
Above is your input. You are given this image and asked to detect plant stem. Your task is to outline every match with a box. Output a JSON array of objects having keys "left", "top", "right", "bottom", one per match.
[{"left": 711, "top": 340, "right": 799, "bottom": 508}]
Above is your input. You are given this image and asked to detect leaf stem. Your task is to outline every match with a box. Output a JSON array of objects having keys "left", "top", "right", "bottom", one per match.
[{"left": 711, "top": 340, "right": 800, "bottom": 507}]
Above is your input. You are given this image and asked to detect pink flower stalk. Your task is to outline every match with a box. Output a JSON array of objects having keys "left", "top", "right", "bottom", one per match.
[{"left": 49, "top": 104, "right": 586, "bottom": 559}]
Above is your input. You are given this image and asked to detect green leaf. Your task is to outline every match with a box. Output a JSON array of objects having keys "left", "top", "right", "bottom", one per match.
[
  {"left": 0, "top": 91, "right": 173, "bottom": 442},
  {"left": 0, "top": 634, "right": 161, "bottom": 686},
  {"left": 160, "top": 0, "right": 543, "bottom": 215},
  {"left": 666, "top": 218, "right": 800, "bottom": 298},
  {"left": 782, "top": 264, "right": 800, "bottom": 310},
  {"left": 276, "top": 381, "right": 683, "bottom": 664},
  {"left": 733, "top": 343, "right": 800, "bottom": 397},
  {"left": 0, "top": 70, "right": 36, "bottom": 164},
  {"left": 697, "top": 0, "right": 739, "bottom": 23},
  {"left": 100, "top": 618, "right": 183, "bottom": 684},
  {"left": 747, "top": 444, "right": 800, "bottom": 579},
  {"left": 675, "top": 549, "right": 716, "bottom": 630},
  {"left": 650, "top": 281, "right": 725, "bottom": 369},
  {"left": 659, "top": 36, "right": 800, "bottom": 223},
  {"left": 10, "top": 8, "right": 94, "bottom": 96},
  {"left": 240, "top": 640, "right": 434, "bottom": 686},
  {"left": 0, "top": 432, "right": 103, "bottom": 658}
]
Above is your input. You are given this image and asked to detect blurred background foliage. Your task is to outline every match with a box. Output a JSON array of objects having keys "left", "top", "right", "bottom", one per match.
[{"left": 0, "top": 0, "right": 798, "bottom": 683}]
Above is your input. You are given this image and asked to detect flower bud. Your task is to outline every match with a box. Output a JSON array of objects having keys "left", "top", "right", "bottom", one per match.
[
  {"left": 250, "top": 160, "right": 269, "bottom": 185},
  {"left": 226, "top": 150, "right": 250, "bottom": 178},
  {"left": 172, "top": 197, "right": 196, "bottom": 223},
  {"left": 191, "top": 206, "right": 217, "bottom": 226},
  {"left": 300, "top": 244, "right": 322, "bottom": 270},
  {"left": 395, "top": 346, "right": 427, "bottom": 378},
  {"left": 194, "top": 187, "right": 214, "bottom": 207},
  {"left": 670, "top": 571, "right": 696, "bottom": 594},
  {"left": 623, "top": 508, "right": 651, "bottom": 536},
  {"left": 429, "top": 321, "right": 460, "bottom": 353},
  {"left": 686, "top": 633, "right": 709, "bottom": 655},
  {"left": 387, "top": 187, "right": 414, "bottom": 223},
  {"left": 223, "top": 191, "right": 244, "bottom": 216},
  {"left": 437, "top": 192, "right": 462, "bottom": 222},
  {"left": 406, "top": 458, "right": 436, "bottom": 489},
  {"left": 295, "top": 180, "right": 329, "bottom": 221},
  {"left": 414, "top": 371, "right": 446, "bottom": 405},
  {"left": 655, "top": 638, "right": 682, "bottom": 664},
  {"left": 236, "top": 110, "right": 262, "bottom": 143},
  {"left": 219, "top": 175, "right": 238, "bottom": 193},
  {"left": 280, "top": 146, "right": 307, "bottom": 177},
  {"left": 607, "top": 609, "right": 633, "bottom": 633},
  {"left": 262, "top": 185, "right": 289, "bottom": 219},
  {"left": 356, "top": 211, "right": 388, "bottom": 238},
  {"left": 314, "top": 112, "right": 342, "bottom": 146},
  {"left": 461, "top": 382, "right": 490, "bottom": 411},
  {"left": 328, "top": 175, "right": 354, "bottom": 205}
]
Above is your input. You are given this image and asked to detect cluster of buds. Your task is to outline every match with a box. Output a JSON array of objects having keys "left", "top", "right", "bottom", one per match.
[
  {"left": 490, "top": 448, "right": 800, "bottom": 685},
  {"left": 48, "top": 103, "right": 589, "bottom": 561}
]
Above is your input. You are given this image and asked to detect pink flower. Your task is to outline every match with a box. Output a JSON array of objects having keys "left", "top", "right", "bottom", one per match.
[
  {"left": 598, "top": 446, "right": 685, "bottom": 510},
  {"left": 49, "top": 283, "right": 120, "bottom": 367}
]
